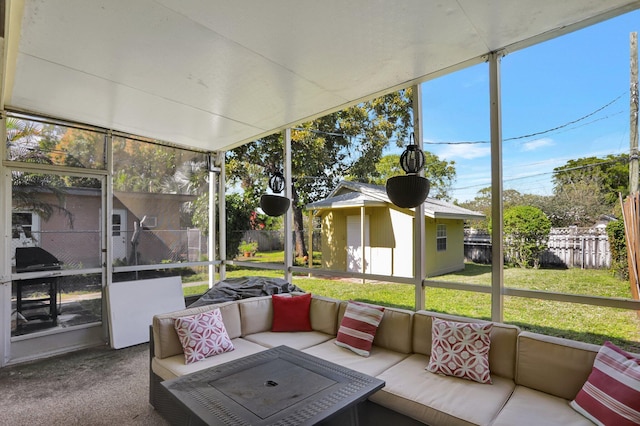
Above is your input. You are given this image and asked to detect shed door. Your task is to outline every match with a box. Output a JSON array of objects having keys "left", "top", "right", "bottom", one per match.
[{"left": 347, "top": 215, "right": 370, "bottom": 273}]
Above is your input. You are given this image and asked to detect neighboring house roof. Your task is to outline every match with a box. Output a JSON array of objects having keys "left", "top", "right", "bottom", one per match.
[{"left": 306, "top": 181, "right": 484, "bottom": 220}]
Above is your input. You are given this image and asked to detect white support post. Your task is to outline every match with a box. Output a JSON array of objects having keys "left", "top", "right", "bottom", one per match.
[
  {"left": 413, "top": 84, "right": 426, "bottom": 311},
  {"left": 218, "top": 152, "right": 227, "bottom": 280},
  {"left": 307, "top": 210, "right": 313, "bottom": 274},
  {"left": 0, "top": 114, "right": 9, "bottom": 366},
  {"left": 360, "top": 206, "right": 366, "bottom": 284},
  {"left": 284, "top": 129, "right": 293, "bottom": 282},
  {"left": 103, "top": 131, "right": 113, "bottom": 343},
  {"left": 489, "top": 52, "right": 504, "bottom": 322},
  {"left": 208, "top": 154, "right": 216, "bottom": 288}
]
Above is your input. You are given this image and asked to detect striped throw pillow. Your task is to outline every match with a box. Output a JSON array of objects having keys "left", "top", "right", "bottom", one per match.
[
  {"left": 335, "top": 301, "right": 385, "bottom": 357},
  {"left": 570, "top": 341, "right": 640, "bottom": 426}
]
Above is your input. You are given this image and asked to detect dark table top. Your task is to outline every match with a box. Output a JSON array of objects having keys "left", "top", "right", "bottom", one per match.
[{"left": 161, "top": 345, "right": 385, "bottom": 425}]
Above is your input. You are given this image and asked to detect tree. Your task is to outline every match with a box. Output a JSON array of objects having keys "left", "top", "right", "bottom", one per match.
[
  {"left": 552, "top": 154, "right": 628, "bottom": 225},
  {"left": 227, "top": 88, "right": 414, "bottom": 258},
  {"left": 370, "top": 153, "right": 456, "bottom": 200},
  {"left": 7, "top": 118, "right": 74, "bottom": 225},
  {"left": 458, "top": 188, "right": 532, "bottom": 230},
  {"left": 501, "top": 205, "right": 551, "bottom": 268}
]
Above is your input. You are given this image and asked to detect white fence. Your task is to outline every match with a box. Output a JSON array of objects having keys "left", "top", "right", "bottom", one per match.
[{"left": 464, "top": 226, "right": 611, "bottom": 269}]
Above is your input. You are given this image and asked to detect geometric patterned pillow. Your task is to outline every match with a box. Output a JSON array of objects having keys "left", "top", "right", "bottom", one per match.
[
  {"left": 570, "top": 341, "right": 640, "bottom": 426},
  {"left": 335, "top": 301, "right": 385, "bottom": 357},
  {"left": 426, "top": 318, "right": 493, "bottom": 384},
  {"left": 174, "top": 309, "right": 234, "bottom": 364}
]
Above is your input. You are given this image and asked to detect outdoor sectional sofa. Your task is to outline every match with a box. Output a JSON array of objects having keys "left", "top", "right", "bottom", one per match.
[{"left": 149, "top": 293, "right": 638, "bottom": 425}]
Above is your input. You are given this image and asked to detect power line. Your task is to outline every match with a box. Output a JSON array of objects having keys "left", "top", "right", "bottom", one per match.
[
  {"left": 424, "top": 93, "right": 625, "bottom": 146},
  {"left": 451, "top": 153, "right": 630, "bottom": 193},
  {"left": 292, "top": 93, "right": 625, "bottom": 148}
]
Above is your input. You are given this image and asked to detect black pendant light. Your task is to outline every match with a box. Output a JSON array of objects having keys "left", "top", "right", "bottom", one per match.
[
  {"left": 260, "top": 170, "right": 291, "bottom": 216},
  {"left": 386, "top": 133, "right": 430, "bottom": 208}
]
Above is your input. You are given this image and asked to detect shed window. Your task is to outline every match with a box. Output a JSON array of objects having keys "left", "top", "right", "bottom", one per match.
[{"left": 436, "top": 224, "right": 447, "bottom": 251}]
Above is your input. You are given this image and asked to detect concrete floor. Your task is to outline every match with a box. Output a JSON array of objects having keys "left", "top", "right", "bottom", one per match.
[{"left": 0, "top": 342, "right": 169, "bottom": 426}]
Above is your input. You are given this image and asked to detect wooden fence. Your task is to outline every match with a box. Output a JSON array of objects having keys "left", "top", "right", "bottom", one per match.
[{"left": 464, "top": 226, "right": 611, "bottom": 269}]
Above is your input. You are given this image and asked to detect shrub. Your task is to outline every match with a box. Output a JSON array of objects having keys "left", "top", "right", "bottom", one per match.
[
  {"left": 503, "top": 205, "right": 551, "bottom": 268},
  {"left": 239, "top": 240, "right": 258, "bottom": 256},
  {"left": 606, "top": 220, "right": 628, "bottom": 280}
]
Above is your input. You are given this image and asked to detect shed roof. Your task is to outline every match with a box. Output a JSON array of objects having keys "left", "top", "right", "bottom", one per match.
[
  {"left": 306, "top": 181, "right": 484, "bottom": 220},
  {"left": 4, "top": 1, "right": 638, "bottom": 152}
]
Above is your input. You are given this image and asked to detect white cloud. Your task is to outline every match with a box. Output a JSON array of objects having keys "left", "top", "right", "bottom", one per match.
[
  {"left": 436, "top": 144, "right": 491, "bottom": 160},
  {"left": 521, "top": 138, "right": 554, "bottom": 152}
]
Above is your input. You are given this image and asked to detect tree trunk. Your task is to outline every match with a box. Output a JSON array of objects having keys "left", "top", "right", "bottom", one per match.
[{"left": 291, "top": 184, "right": 308, "bottom": 259}]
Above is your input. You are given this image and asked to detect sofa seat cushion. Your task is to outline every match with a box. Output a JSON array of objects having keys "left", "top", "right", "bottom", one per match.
[
  {"left": 491, "top": 386, "right": 594, "bottom": 426},
  {"left": 243, "top": 331, "right": 333, "bottom": 350},
  {"left": 370, "top": 354, "right": 515, "bottom": 426},
  {"left": 302, "top": 339, "right": 408, "bottom": 377},
  {"left": 152, "top": 338, "right": 267, "bottom": 381}
]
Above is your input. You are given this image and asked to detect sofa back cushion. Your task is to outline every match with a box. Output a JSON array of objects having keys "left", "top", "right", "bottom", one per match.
[
  {"left": 516, "top": 331, "right": 600, "bottom": 400},
  {"left": 338, "top": 302, "right": 413, "bottom": 354},
  {"left": 309, "top": 295, "right": 341, "bottom": 335},
  {"left": 413, "top": 310, "right": 519, "bottom": 380},
  {"left": 152, "top": 301, "right": 241, "bottom": 359},
  {"left": 238, "top": 296, "right": 273, "bottom": 336}
]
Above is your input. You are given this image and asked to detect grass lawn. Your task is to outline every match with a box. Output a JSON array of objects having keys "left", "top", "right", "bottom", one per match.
[{"left": 182, "top": 255, "right": 640, "bottom": 352}]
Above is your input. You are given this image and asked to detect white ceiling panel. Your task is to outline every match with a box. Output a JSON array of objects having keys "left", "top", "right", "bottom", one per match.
[{"left": 4, "top": 0, "right": 639, "bottom": 152}]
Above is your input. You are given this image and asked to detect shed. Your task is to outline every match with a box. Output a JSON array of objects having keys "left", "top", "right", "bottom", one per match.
[{"left": 306, "top": 181, "right": 484, "bottom": 277}]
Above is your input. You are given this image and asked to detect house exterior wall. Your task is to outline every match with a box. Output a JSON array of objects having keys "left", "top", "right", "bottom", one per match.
[
  {"left": 36, "top": 192, "right": 102, "bottom": 268},
  {"left": 319, "top": 207, "right": 467, "bottom": 278},
  {"left": 425, "top": 217, "right": 466, "bottom": 277},
  {"left": 389, "top": 208, "right": 413, "bottom": 277},
  {"left": 321, "top": 210, "right": 347, "bottom": 270}
]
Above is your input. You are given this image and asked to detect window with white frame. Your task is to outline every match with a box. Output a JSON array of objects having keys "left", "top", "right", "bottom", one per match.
[{"left": 436, "top": 224, "right": 447, "bottom": 251}]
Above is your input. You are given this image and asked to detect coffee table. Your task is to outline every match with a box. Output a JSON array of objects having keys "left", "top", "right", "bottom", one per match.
[{"left": 161, "top": 345, "right": 385, "bottom": 425}]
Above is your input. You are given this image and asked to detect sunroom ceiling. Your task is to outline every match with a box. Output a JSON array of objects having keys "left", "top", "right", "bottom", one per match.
[{"left": 3, "top": 0, "right": 639, "bottom": 152}]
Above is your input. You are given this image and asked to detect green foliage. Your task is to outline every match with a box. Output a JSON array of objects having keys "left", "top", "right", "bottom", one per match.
[
  {"left": 238, "top": 240, "right": 258, "bottom": 255},
  {"left": 226, "top": 88, "right": 414, "bottom": 257},
  {"left": 553, "top": 154, "right": 629, "bottom": 204},
  {"left": 503, "top": 205, "right": 551, "bottom": 268},
  {"left": 225, "top": 193, "right": 253, "bottom": 259},
  {"left": 606, "top": 220, "right": 628, "bottom": 280}
]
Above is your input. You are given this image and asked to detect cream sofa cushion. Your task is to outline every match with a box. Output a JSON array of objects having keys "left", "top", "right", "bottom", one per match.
[
  {"left": 238, "top": 296, "right": 273, "bottom": 335},
  {"left": 491, "top": 386, "right": 593, "bottom": 426},
  {"left": 152, "top": 301, "right": 241, "bottom": 359},
  {"left": 303, "top": 339, "right": 409, "bottom": 377},
  {"left": 152, "top": 337, "right": 267, "bottom": 380},
  {"left": 413, "top": 311, "right": 519, "bottom": 380},
  {"left": 515, "top": 331, "right": 599, "bottom": 400},
  {"left": 374, "top": 306, "right": 414, "bottom": 354},
  {"left": 309, "top": 295, "right": 341, "bottom": 335},
  {"left": 371, "top": 353, "right": 515, "bottom": 426},
  {"left": 243, "top": 330, "right": 333, "bottom": 350}
]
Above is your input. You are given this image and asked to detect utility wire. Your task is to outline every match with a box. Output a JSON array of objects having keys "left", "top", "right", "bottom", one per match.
[
  {"left": 293, "top": 93, "right": 624, "bottom": 146},
  {"left": 424, "top": 93, "right": 625, "bottom": 145},
  {"left": 451, "top": 154, "right": 629, "bottom": 192}
]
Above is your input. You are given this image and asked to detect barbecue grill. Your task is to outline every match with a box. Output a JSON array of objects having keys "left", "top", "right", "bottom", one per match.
[{"left": 14, "top": 247, "right": 62, "bottom": 329}]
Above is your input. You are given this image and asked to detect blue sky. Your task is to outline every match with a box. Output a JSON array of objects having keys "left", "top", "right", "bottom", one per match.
[{"left": 408, "top": 9, "right": 639, "bottom": 202}]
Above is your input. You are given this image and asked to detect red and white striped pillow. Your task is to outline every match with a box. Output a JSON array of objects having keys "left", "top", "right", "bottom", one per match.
[
  {"left": 570, "top": 341, "right": 640, "bottom": 425},
  {"left": 335, "top": 301, "right": 385, "bottom": 357},
  {"left": 174, "top": 309, "right": 234, "bottom": 364}
]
